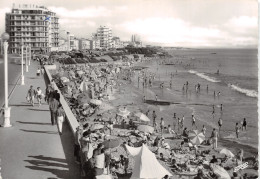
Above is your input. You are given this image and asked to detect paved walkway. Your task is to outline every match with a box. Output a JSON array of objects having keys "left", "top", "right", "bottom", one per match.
[{"left": 0, "top": 61, "right": 80, "bottom": 179}]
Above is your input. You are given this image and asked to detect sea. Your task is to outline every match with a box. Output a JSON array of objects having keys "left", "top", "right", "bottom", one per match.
[{"left": 136, "top": 48, "right": 258, "bottom": 149}]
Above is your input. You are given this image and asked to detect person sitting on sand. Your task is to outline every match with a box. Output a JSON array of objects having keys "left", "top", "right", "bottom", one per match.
[
  {"left": 182, "top": 127, "right": 189, "bottom": 141},
  {"left": 210, "top": 155, "right": 218, "bottom": 164},
  {"left": 171, "top": 159, "right": 182, "bottom": 172}
]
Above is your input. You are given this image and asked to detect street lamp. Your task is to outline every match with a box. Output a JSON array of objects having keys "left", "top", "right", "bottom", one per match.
[
  {"left": 28, "top": 44, "right": 31, "bottom": 66},
  {"left": 25, "top": 45, "right": 28, "bottom": 72},
  {"left": 1, "top": 32, "right": 11, "bottom": 127},
  {"left": 20, "top": 40, "right": 25, "bottom": 85}
]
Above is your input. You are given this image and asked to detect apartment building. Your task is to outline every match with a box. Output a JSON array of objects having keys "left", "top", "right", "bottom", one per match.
[
  {"left": 95, "top": 26, "right": 112, "bottom": 49},
  {"left": 5, "top": 4, "right": 59, "bottom": 54},
  {"left": 90, "top": 38, "right": 100, "bottom": 50},
  {"left": 79, "top": 39, "right": 91, "bottom": 50}
]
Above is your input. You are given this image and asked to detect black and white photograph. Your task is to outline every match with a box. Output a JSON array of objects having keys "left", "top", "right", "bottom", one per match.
[{"left": 0, "top": 0, "right": 258, "bottom": 178}]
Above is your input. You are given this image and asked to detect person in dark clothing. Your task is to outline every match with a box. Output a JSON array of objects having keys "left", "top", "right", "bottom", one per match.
[
  {"left": 53, "top": 90, "right": 60, "bottom": 102},
  {"left": 210, "top": 155, "right": 218, "bottom": 164}
]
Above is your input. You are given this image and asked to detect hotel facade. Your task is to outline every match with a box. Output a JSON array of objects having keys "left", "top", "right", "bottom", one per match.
[{"left": 5, "top": 4, "right": 59, "bottom": 54}]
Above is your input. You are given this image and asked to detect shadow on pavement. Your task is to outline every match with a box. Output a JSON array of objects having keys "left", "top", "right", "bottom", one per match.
[
  {"left": 28, "top": 108, "right": 50, "bottom": 112},
  {"left": 20, "top": 129, "right": 58, "bottom": 134},
  {"left": 17, "top": 121, "right": 51, "bottom": 125},
  {"left": 25, "top": 155, "right": 71, "bottom": 179},
  {"left": 59, "top": 120, "right": 81, "bottom": 178},
  {"left": 23, "top": 122, "right": 81, "bottom": 179},
  {"left": 10, "top": 104, "right": 32, "bottom": 107}
]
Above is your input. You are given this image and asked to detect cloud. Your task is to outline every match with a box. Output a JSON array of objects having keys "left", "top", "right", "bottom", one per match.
[
  {"left": 116, "top": 17, "right": 225, "bottom": 47},
  {"left": 48, "top": 6, "right": 112, "bottom": 18},
  {"left": 227, "top": 16, "right": 257, "bottom": 28}
]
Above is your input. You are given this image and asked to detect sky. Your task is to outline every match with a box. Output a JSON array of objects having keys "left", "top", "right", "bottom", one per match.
[{"left": 0, "top": 0, "right": 258, "bottom": 48}]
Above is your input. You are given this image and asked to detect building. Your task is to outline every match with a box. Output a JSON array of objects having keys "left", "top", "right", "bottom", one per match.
[
  {"left": 131, "top": 34, "right": 141, "bottom": 43},
  {"left": 90, "top": 38, "right": 100, "bottom": 50},
  {"left": 95, "top": 26, "right": 112, "bottom": 49},
  {"left": 79, "top": 38, "right": 91, "bottom": 50},
  {"left": 5, "top": 4, "right": 59, "bottom": 54}
]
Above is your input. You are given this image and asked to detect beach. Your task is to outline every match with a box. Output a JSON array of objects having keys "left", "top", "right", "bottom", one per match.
[{"left": 49, "top": 48, "right": 258, "bottom": 178}]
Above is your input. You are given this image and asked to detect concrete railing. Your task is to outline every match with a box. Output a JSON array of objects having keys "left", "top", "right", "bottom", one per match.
[{"left": 44, "top": 65, "right": 79, "bottom": 135}]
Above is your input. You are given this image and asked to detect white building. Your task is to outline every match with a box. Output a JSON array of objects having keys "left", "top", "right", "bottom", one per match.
[{"left": 96, "top": 26, "right": 112, "bottom": 49}]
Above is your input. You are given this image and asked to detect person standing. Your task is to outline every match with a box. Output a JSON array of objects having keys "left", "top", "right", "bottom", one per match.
[
  {"left": 218, "top": 118, "right": 223, "bottom": 131},
  {"left": 36, "top": 87, "right": 43, "bottom": 106},
  {"left": 160, "top": 117, "right": 164, "bottom": 134},
  {"left": 211, "top": 128, "right": 219, "bottom": 149},
  {"left": 152, "top": 111, "right": 157, "bottom": 127},
  {"left": 202, "top": 125, "right": 206, "bottom": 135},
  {"left": 242, "top": 118, "right": 247, "bottom": 131},
  {"left": 49, "top": 97, "right": 59, "bottom": 125},
  {"left": 235, "top": 122, "right": 240, "bottom": 138},
  {"left": 56, "top": 104, "right": 65, "bottom": 135},
  {"left": 27, "top": 85, "right": 36, "bottom": 106},
  {"left": 191, "top": 115, "right": 196, "bottom": 128},
  {"left": 172, "top": 115, "right": 177, "bottom": 130},
  {"left": 45, "top": 84, "right": 53, "bottom": 103}
]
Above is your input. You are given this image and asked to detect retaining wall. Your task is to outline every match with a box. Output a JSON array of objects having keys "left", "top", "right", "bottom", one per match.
[{"left": 44, "top": 65, "right": 79, "bottom": 135}]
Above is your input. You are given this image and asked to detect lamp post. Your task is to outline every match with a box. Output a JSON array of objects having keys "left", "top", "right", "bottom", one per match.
[
  {"left": 25, "top": 45, "right": 28, "bottom": 72},
  {"left": 1, "top": 32, "right": 11, "bottom": 127},
  {"left": 28, "top": 44, "right": 31, "bottom": 66},
  {"left": 20, "top": 41, "right": 25, "bottom": 85}
]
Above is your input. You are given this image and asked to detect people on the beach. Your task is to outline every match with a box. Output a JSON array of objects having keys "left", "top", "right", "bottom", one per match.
[
  {"left": 160, "top": 117, "right": 164, "bottom": 134},
  {"left": 191, "top": 114, "right": 196, "bottom": 128},
  {"left": 242, "top": 118, "right": 247, "bottom": 131},
  {"left": 152, "top": 111, "right": 157, "bottom": 127},
  {"left": 155, "top": 95, "right": 158, "bottom": 101},
  {"left": 218, "top": 118, "right": 222, "bottom": 131},
  {"left": 211, "top": 128, "right": 218, "bottom": 149},
  {"left": 202, "top": 125, "right": 206, "bottom": 135},
  {"left": 235, "top": 122, "right": 240, "bottom": 138}
]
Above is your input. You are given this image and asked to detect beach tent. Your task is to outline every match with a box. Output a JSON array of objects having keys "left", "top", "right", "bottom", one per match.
[{"left": 126, "top": 144, "right": 172, "bottom": 179}]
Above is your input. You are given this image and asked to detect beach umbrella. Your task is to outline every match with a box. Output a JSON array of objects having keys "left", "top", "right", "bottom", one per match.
[
  {"left": 137, "top": 125, "right": 154, "bottom": 133},
  {"left": 102, "top": 139, "right": 122, "bottom": 149},
  {"left": 188, "top": 130, "right": 205, "bottom": 145},
  {"left": 135, "top": 112, "right": 150, "bottom": 122},
  {"left": 90, "top": 99, "right": 102, "bottom": 106},
  {"left": 60, "top": 77, "right": 69, "bottom": 83},
  {"left": 90, "top": 124, "right": 104, "bottom": 131},
  {"left": 219, "top": 148, "right": 235, "bottom": 158},
  {"left": 117, "top": 107, "right": 130, "bottom": 117},
  {"left": 210, "top": 164, "right": 231, "bottom": 179}
]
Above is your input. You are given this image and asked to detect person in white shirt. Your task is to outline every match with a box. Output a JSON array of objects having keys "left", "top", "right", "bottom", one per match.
[{"left": 36, "top": 87, "right": 43, "bottom": 106}]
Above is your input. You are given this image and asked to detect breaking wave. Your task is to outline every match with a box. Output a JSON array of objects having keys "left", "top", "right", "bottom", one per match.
[
  {"left": 228, "top": 84, "right": 258, "bottom": 98},
  {"left": 188, "top": 70, "right": 220, "bottom": 83}
]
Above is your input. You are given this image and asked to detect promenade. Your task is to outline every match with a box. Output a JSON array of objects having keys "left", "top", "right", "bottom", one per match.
[{"left": 0, "top": 60, "right": 80, "bottom": 179}]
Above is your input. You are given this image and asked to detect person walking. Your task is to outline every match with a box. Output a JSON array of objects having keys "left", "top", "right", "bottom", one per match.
[
  {"left": 235, "top": 122, "right": 240, "bottom": 138},
  {"left": 36, "top": 87, "right": 43, "bottom": 106},
  {"left": 191, "top": 114, "right": 196, "bottom": 128},
  {"left": 56, "top": 104, "right": 65, "bottom": 135},
  {"left": 218, "top": 118, "right": 223, "bottom": 131},
  {"left": 242, "top": 118, "right": 247, "bottom": 131},
  {"left": 45, "top": 84, "right": 53, "bottom": 103},
  {"left": 27, "top": 85, "right": 36, "bottom": 106},
  {"left": 211, "top": 128, "right": 219, "bottom": 149},
  {"left": 49, "top": 97, "right": 59, "bottom": 125},
  {"left": 173, "top": 115, "right": 177, "bottom": 130}
]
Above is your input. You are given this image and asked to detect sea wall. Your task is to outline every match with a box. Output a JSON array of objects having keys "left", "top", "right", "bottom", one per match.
[{"left": 44, "top": 65, "right": 79, "bottom": 135}]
